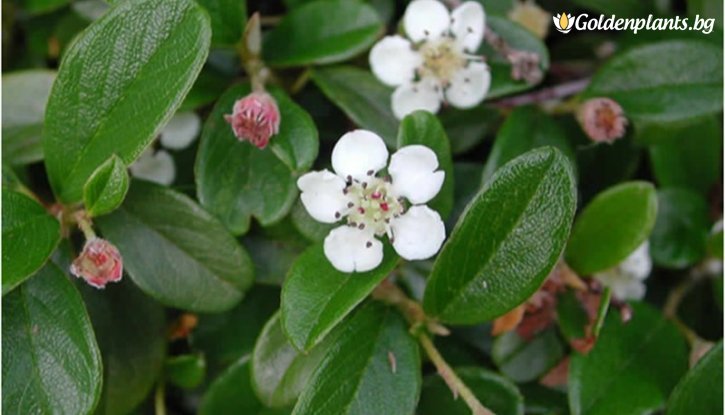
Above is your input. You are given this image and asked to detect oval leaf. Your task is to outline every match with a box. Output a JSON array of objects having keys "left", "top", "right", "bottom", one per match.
[
  {"left": 312, "top": 66, "right": 398, "bottom": 146},
  {"left": 199, "top": 357, "right": 265, "bottom": 415},
  {"left": 566, "top": 181, "right": 658, "bottom": 275},
  {"left": 165, "top": 354, "right": 206, "bottom": 389},
  {"left": 281, "top": 244, "right": 399, "bottom": 351},
  {"left": 667, "top": 341, "right": 723, "bottom": 415},
  {"left": 43, "top": 0, "right": 211, "bottom": 203},
  {"left": 423, "top": 147, "right": 577, "bottom": 324},
  {"left": 491, "top": 329, "right": 564, "bottom": 383},
  {"left": 83, "top": 154, "right": 130, "bottom": 217},
  {"left": 292, "top": 302, "right": 421, "bottom": 415},
  {"left": 96, "top": 180, "right": 254, "bottom": 312},
  {"left": 263, "top": 0, "right": 382, "bottom": 67},
  {"left": 196, "top": 0, "right": 246, "bottom": 47},
  {"left": 2, "top": 264, "right": 103, "bottom": 415},
  {"left": 2, "top": 189, "right": 61, "bottom": 295},
  {"left": 584, "top": 40, "right": 723, "bottom": 123},
  {"left": 569, "top": 302, "right": 688, "bottom": 415},
  {"left": 397, "top": 111, "right": 454, "bottom": 218},
  {"left": 252, "top": 313, "right": 329, "bottom": 407}
]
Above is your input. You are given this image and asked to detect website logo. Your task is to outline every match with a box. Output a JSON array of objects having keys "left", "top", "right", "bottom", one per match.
[{"left": 553, "top": 13, "right": 574, "bottom": 33}]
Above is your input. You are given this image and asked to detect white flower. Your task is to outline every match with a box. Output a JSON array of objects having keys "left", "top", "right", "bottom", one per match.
[
  {"left": 594, "top": 242, "right": 652, "bottom": 301},
  {"left": 369, "top": 0, "right": 490, "bottom": 119},
  {"left": 129, "top": 111, "right": 201, "bottom": 185},
  {"left": 297, "top": 130, "right": 446, "bottom": 273}
]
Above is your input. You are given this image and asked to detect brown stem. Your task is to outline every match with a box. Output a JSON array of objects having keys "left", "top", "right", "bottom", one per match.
[{"left": 492, "top": 78, "right": 590, "bottom": 108}]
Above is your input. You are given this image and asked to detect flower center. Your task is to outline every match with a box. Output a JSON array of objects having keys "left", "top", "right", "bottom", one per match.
[
  {"left": 418, "top": 38, "right": 466, "bottom": 84},
  {"left": 342, "top": 176, "right": 404, "bottom": 237}
]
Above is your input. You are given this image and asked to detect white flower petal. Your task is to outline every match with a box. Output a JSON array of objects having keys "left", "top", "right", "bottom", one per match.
[
  {"left": 594, "top": 267, "right": 647, "bottom": 301},
  {"left": 324, "top": 226, "right": 383, "bottom": 273},
  {"left": 445, "top": 62, "right": 491, "bottom": 109},
  {"left": 297, "top": 170, "right": 350, "bottom": 223},
  {"left": 404, "top": 0, "right": 451, "bottom": 43},
  {"left": 159, "top": 112, "right": 201, "bottom": 150},
  {"left": 391, "top": 80, "right": 442, "bottom": 120},
  {"left": 331, "top": 130, "right": 389, "bottom": 181},
  {"left": 369, "top": 36, "right": 423, "bottom": 87},
  {"left": 391, "top": 205, "right": 445, "bottom": 260},
  {"left": 389, "top": 145, "right": 444, "bottom": 204},
  {"left": 451, "top": 1, "right": 486, "bottom": 52},
  {"left": 620, "top": 242, "right": 652, "bottom": 281},
  {"left": 129, "top": 148, "right": 175, "bottom": 185}
]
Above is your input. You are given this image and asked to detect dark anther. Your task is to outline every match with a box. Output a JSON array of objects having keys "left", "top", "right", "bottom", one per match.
[
  {"left": 367, "top": 170, "right": 374, "bottom": 176},
  {"left": 358, "top": 223, "right": 365, "bottom": 230},
  {"left": 335, "top": 212, "right": 341, "bottom": 219},
  {"left": 347, "top": 202, "right": 354, "bottom": 208},
  {"left": 366, "top": 241, "right": 373, "bottom": 248},
  {"left": 362, "top": 182, "right": 368, "bottom": 189}
]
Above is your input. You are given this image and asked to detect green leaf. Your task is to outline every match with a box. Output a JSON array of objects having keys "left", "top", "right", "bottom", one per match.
[
  {"left": 397, "top": 111, "right": 454, "bottom": 218},
  {"left": 281, "top": 244, "right": 399, "bottom": 351},
  {"left": 263, "top": 0, "right": 382, "bottom": 67},
  {"left": 708, "top": 225, "right": 723, "bottom": 260},
  {"left": 96, "top": 180, "right": 253, "bottom": 312},
  {"left": 80, "top": 280, "right": 166, "bottom": 415},
  {"left": 566, "top": 181, "right": 658, "bottom": 275},
  {"left": 570, "top": 0, "right": 658, "bottom": 17},
  {"left": 569, "top": 302, "right": 688, "bottom": 415},
  {"left": 191, "top": 285, "right": 280, "bottom": 372},
  {"left": 648, "top": 117, "right": 722, "bottom": 195},
  {"left": 22, "top": 0, "right": 70, "bottom": 15},
  {"left": 165, "top": 354, "right": 206, "bottom": 389},
  {"left": 292, "top": 302, "right": 421, "bottom": 415},
  {"left": 584, "top": 40, "right": 723, "bottom": 124},
  {"left": 83, "top": 155, "right": 130, "bottom": 217},
  {"left": 2, "top": 189, "right": 61, "bottom": 295},
  {"left": 2, "top": 264, "right": 102, "bottom": 415},
  {"left": 2, "top": 70, "right": 55, "bottom": 165},
  {"left": 448, "top": 163, "right": 484, "bottom": 228},
  {"left": 196, "top": 0, "right": 246, "bottom": 47},
  {"left": 43, "top": 0, "right": 211, "bottom": 203},
  {"left": 195, "top": 84, "right": 299, "bottom": 235},
  {"left": 291, "top": 199, "right": 335, "bottom": 242},
  {"left": 199, "top": 357, "right": 265, "bottom": 415},
  {"left": 649, "top": 188, "right": 710, "bottom": 269},
  {"left": 440, "top": 106, "right": 498, "bottom": 155},
  {"left": 667, "top": 341, "right": 723, "bottom": 415},
  {"left": 482, "top": 106, "right": 575, "bottom": 183},
  {"left": 423, "top": 147, "right": 577, "bottom": 324},
  {"left": 252, "top": 313, "right": 329, "bottom": 407},
  {"left": 312, "top": 66, "right": 398, "bottom": 147},
  {"left": 267, "top": 86, "right": 320, "bottom": 173},
  {"left": 556, "top": 290, "right": 589, "bottom": 341},
  {"left": 418, "top": 367, "right": 524, "bottom": 415},
  {"left": 482, "top": 17, "right": 550, "bottom": 99},
  {"left": 492, "top": 329, "right": 565, "bottom": 383}
]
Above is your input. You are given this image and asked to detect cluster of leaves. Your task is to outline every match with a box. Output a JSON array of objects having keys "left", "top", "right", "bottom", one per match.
[{"left": 2, "top": 0, "right": 723, "bottom": 414}]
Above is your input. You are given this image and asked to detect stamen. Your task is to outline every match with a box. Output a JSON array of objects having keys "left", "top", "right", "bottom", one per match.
[
  {"left": 366, "top": 241, "right": 373, "bottom": 248},
  {"left": 335, "top": 212, "right": 341, "bottom": 219},
  {"left": 347, "top": 202, "right": 354, "bottom": 208},
  {"left": 366, "top": 170, "right": 374, "bottom": 176}
]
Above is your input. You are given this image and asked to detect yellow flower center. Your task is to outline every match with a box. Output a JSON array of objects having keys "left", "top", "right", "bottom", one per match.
[{"left": 418, "top": 38, "right": 466, "bottom": 84}]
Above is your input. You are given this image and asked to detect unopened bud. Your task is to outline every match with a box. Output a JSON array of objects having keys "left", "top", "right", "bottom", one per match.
[
  {"left": 508, "top": 50, "right": 543, "bottom": 84},
  {"left": 70, "top": 238, "right": 123, "bottom": 289},
  {"left": 578, "top": 97, "right": 628, "bottom": 143},
  {"left": 224, "top": 92, "right": 281, "bottom": 149},
  {"left": 508, "top": 0, "right": 551, "bottom": 39}
]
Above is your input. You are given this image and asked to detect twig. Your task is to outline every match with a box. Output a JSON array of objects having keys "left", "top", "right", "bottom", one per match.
[
  {"left": 154, "top": 381, "right": 166, "bottom": 415},
  {"left": 493, "top": 78, "right": 590, "bottom": 108}
]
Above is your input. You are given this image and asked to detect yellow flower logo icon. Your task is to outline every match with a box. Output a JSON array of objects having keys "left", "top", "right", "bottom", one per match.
[{"left": 553, "top": 12, "right": 574, "bottom": 33}]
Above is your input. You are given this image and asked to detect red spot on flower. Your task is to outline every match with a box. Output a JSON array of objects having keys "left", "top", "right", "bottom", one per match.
[
  {"left": 224, "top": 91, "right": 281, "bottom": 149},
  {"left": 70, "top": 238, "right": 123, "bottom": 289},
  {"left": 380, "top": 202, "right": 389, "bottom": 211}
]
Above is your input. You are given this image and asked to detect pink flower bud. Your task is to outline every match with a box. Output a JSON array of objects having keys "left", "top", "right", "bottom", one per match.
[
  {"left": 70, "top": 238, "right": 123, "bottom": 289},
  {"left": 578, "top": 97, "right": 628, "bottom": 143},
  {"left": 224, "top": 91, "right": 281, "bottom": 149}
]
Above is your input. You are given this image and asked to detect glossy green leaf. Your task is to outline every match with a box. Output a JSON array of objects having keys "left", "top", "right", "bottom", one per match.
[
  {"left": 97, "top": 180, "right": 253, "bottom": 312},
  {"left": 2, "top": 264, "right": 103, "bottom": 415},
  {"left": 252, "top": 313, "right": 329, "bottom": 407},
  {"left": 492, "top": 329, "right": 564, "bottom": 383},
  {"left": 281, "top": 244, "right": 399, "bottom": 351},
  {"left": 191, "top": 285, "right": 280, "bottom": 373},
  {"left": 43, "top": 0, "right": 211, "bottom": 203},
  {"left": 569, "top": 302, "right": 688, "bottom": 415},
  {"left": 2, "top": 70, "right": 55, "bottom": 165},
  {"left": 291, "top": 199, "right": 335, "bottom": 242},
  {"left": 80, "top": 280, "right": 166, "bottom": 415},
  {"left": 2, "top": 189, "right": 61, "bottom": 295},
  {"left": 263, "top": 0, "right": 382, "bottom": 67},
  {"left": 267, "top": 86, "right": 320, "bottom": 173},
  {"left": 482, "top": 17, "right": 550, "bottom": 99},
  {"left": 165, "top": 354, "right": 206, "bottom": 389},
  {"left": 312, "top": 66, "right": 398, "bottom": 147},
  {"left": 667, "top": 341, "right": 723, "bottom": 415},
  {"left": 199, "top": 357, "right": 265, "bottom": 415},
  {"left": 648, "top": 117, "right": 722, "bottom": 195},
  {"left": 440, "top": 106, "right": 498, "bottom": 155},
  {"left": 195, "top": 84, "right": 301, "bottom": 235},
  {"left": 447, "top": 163, "right": 484, "bottom": 228},
  {"left": 23, "top": 0, "right": 70, "bottom": 14},
  {"left": 566, "top": 181, "right": 658, "bottom": 275},
  {"left": 423, "top": 147, "right": 577, "bottom": 324},
  {"left": 584, "top": 40, "right": 723, "bottom": 124},
  {"left": 649, "top": 188, "right": 710, "bottom": 269},
  {"left": 397, "top": 111, "right": 454, "bottom": 218},
  {"left": 292, "top": 302, "right": 420, "bottom": 415},
  {"left": 196, "top": 0, "right": 246, "bottom": 47},
  {"left": 418, "top": 367, "right": 524, "bottom": 415},
  {"left": 482, "top": 106, "right": 575, "bottom": 183},
  {"left": 83, "top": 155, "right": 129, "bottom": 217},
  {"left": 556, "top": 290, "right": 589, "bottom": 341}
]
